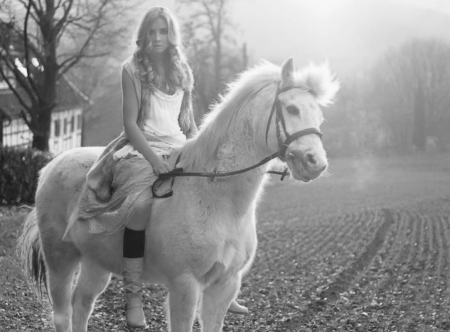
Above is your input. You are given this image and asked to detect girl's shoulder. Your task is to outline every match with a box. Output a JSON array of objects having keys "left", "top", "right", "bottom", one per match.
[
  {"left": 122, "top": 55, "right": 140, "bottom": 78},
  {"left": 122, "top": 55, "right": 137, "bottom": 67}
]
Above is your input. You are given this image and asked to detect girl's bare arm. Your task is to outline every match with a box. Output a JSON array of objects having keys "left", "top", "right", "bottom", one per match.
[{"left": 122, "top": 68, "right": 171, "bottom": 174}]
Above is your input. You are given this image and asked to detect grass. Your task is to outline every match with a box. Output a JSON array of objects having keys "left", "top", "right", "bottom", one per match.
[{"left": 1, "top": 152, "right": 450, "bottom": 331}]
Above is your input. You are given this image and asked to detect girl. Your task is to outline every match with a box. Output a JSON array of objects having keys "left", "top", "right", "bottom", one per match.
[{"left": 75, "top": 6, "right": 247, "bottom": 328}]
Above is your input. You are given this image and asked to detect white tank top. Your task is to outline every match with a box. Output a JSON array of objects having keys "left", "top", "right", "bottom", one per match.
[
  {"left": 142, "top": 88, "right": 186, "bottom": 148},
  {"left": 113, "top": 57, "right": 186, "bottom": 161},
  {"left": 121, "top": 55, "right": 186, "bottom": 149}
]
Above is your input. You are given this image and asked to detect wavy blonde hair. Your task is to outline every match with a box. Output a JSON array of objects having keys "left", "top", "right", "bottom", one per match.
[{"left": 133, "top": 6, "right": 191, "bottom": 91}]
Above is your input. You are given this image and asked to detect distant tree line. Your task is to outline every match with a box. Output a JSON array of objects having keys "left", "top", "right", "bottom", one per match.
[
  {"left": 177, "top": 0, "right": 247, "bottom": 120},
  {"left": 2, "top": 0, "right": 449, "bottom": 156},
  {"left": 324, "top": 38, "right": 450, "bottom": 155}
]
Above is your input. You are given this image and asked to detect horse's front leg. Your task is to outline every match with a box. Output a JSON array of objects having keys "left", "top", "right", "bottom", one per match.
[
  {"left": 71, "top": 258, "right": 111, "bottom": 332},
  {"left": 166, "top": 275, "right": 200, "bottom": 332},
  {"left": 198, "top": 274, "right": 241, "bottom": 332}
]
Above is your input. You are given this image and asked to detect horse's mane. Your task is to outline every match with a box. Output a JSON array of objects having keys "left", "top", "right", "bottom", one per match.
[{"left": 179, "top": 60, "right": 339, "bottom": 171}]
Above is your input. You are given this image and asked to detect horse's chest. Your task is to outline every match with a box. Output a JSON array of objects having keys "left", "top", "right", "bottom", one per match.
[
  {"left": 214, "top": 217, "right": 257, "bottom": 272},
  {"left": 153, "top": 192, "right": 259, "bottom": 280}
]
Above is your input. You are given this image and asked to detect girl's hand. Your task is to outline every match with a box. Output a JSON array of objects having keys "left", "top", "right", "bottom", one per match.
[{"left": 152, "top": 159, "right": 172, "bottom": 175}]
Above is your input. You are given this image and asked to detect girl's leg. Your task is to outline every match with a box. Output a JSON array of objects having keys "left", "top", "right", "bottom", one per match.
[{"left": 122, "top": 187, "right": 152, "bottom": 328}]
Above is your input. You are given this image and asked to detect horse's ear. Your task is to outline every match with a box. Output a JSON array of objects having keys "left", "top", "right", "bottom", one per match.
[{"left": 280, "top": 58, "right": 295, "bottom": 89}]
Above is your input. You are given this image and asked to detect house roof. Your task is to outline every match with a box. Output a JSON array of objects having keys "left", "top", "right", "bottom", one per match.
[{"left": 0, "top": 75, "right": 91, "bottom": 119}]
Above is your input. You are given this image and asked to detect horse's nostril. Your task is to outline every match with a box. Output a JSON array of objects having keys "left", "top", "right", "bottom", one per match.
[{"left": 306, "top": 153, "right": 316, "bottom": 165}]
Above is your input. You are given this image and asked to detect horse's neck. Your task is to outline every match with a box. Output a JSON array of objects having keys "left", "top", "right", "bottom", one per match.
[
  {"left": 208, "top": 149, "right": 269, "bottom": 219},
  {"left": 199, "top": 112, "right": 270, "bottom": 216},
  {"left": 179, "top": 90, "right": 273, "bottom": 217}
]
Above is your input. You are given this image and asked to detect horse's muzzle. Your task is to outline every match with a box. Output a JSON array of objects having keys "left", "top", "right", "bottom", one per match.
[{"left": 286, "top": 149, "right": 327, "bottom": 181}]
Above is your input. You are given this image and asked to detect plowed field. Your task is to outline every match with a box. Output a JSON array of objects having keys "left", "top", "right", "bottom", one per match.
[
  {"left": 250, "top": 154, "right": 450, "bottom": 332},
  {"left": 1, "top": 153, "right": 449, "bottom": 331}
]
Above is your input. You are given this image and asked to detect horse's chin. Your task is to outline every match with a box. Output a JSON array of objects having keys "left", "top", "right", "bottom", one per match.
[
  {"left": 290, "top": 170, "right": 312, "bottom": 182},
  {"left": 286, "top": 159, "right": 308, "bottom": 182},
  {"left": 286, "top": 158, "right": 321, "bottom": 182}
]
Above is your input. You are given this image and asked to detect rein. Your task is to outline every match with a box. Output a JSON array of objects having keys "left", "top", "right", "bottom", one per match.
[{"left": 152, "top": 85, "right": 322, "bottom": 198}]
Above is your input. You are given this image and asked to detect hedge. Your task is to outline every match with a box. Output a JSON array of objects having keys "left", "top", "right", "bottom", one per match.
[{"left": 0, "top": 147, "right": 53, "bottom": 205}]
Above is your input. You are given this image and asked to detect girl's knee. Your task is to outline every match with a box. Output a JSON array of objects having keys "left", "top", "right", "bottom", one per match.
[
  {"left": 127, "top": 210, "right": 149, "bottom": 230},
  {"left": 133, "top": 199, "right": 152, "bottom": 216},
  {"left": 127, "top": 189, "right": 152, "bottom": 230},
  {"left": 134, "top": 188, "right": 152, "bottom": 210}
]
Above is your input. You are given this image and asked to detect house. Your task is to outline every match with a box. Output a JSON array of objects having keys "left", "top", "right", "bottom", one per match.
[{"left": 0, "top": 71, "right": 91, "bottom": 155}]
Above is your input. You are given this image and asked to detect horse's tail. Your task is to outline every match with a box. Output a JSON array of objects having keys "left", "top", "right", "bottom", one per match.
[{"left": 16, "top": 207, "right": 47, "bottom": 298}]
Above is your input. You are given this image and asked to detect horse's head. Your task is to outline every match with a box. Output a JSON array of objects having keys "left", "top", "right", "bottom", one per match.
[
  {"left": 182, "top": 57, "right": 338, "bottom": 181},
  {"left": 266, "top": 58, "right": 339, "bottom": 182}
]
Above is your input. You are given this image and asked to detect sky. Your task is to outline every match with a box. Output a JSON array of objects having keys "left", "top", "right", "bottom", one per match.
[{"left": 141, "top": 0, "right": 450, "bottom": 74}]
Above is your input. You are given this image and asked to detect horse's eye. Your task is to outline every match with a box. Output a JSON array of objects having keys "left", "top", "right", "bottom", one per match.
[{"left": 286, "top": 105, "right": 300, "bottom": 116}]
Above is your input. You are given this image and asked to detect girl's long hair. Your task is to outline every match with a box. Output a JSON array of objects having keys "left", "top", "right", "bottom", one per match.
[{"left": 133, "top": 6, "right": 191, "bottom": 91}]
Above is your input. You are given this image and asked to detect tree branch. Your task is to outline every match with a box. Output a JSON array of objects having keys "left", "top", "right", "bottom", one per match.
[
  {"left": 0, "top": 107, "right": 12, "bottom": 126},
  {"left": 54, "top": 0, "right": 74, "bottom": 36},
  {"left": 1, "top": 51, "right": 33, "bottom": 95},
  {"left": 58, "top": 51, "right": 110, "bottom": 77},
  {"left": 202, "top": 1, "right": 219, "bottom": 44},
  {"left": 20, "top": 109, "right": 33, "bottom": 128},
  {"left": 18, "top": 0, "right": 43, "bottom": 18},
  {"left": 57, "top": 0, "right": 109, "bottom": 76},
  {"left": 0, "top": 64, "right": 32, "bottom": 112},
  {"left": 55, "top": 0, "right": 64, "bottom": 10},
  {"left": 23, "top": 0, "right": 43, "bottom": 103}
]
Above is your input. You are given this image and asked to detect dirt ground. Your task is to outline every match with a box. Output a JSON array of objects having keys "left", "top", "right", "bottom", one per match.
[{"left": 1, "top": 153, "right": 450, "bottom": 332}]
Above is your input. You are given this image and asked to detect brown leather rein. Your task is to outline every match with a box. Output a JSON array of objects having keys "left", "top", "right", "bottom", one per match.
[{"left": 152, "top": 85, "right": 322, "bottom": 198}]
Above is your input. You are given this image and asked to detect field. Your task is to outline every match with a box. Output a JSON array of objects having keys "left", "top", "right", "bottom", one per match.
[{"left": 1, "top": 153, "right": 450, "bottom": 331}]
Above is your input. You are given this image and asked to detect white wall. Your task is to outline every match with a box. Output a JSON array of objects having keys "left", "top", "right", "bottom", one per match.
[
  {"left": 2, "top": 107, "right": 83, "bottom": 154},
  {"left": 49, "top": 107, "right": 83, "bottom": 155},
  {"left": 2, "top": 117, "right": 33, "bottom": 148}
]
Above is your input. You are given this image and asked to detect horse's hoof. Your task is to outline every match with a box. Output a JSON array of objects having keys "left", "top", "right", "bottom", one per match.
[{"left": 228, "top": 300, "right": 249, "bottom": 315}]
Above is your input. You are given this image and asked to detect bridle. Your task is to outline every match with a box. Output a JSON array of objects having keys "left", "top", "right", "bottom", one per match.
[
  {"left": 153, "top": 84, "right": 323, "bottom": 197},
  {"left": 265, "top": 85, "right": 322, "bottom": 162}
]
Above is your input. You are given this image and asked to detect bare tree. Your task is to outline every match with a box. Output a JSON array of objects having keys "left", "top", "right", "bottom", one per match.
[
  {"left": 322, "top": 72, "right": 386, "bottom": 156},
  {"left": 0, "top": 0, "right": 138, "bottom": 151},
  {"left": 324, "top": 38, "right": 450, "bottom": 156},
  {"left": 177, "top": 0, "right": 245, "bottom": 117},
  {"left": 370, "top": 39, "right": 450, "bottom": 151}
]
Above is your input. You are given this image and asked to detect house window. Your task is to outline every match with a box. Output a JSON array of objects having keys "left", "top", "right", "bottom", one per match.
[
  {"left": 64, "top": 118, "right": 68, "bottom": 135},
  {"left": 71, "top": 115, "right": 75, "bottom": 132},
  {"left": 77, "top": 114, "right": 82, "bottom": 130},
  {"left": 54, "top": 119, "right": 60, "bottom": 137}
]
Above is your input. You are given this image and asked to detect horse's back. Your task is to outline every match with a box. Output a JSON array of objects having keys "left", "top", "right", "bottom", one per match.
[
  {"left": 35, "top": 147, "right": 104, "bottom": 231},
  {"left": 37, "top": 147, "right": 103, "bottom": 194}
]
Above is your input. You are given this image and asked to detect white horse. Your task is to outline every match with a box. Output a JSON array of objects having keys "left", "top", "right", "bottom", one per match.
[{"left": 18, "top": 58, "right": 339, "bottom": 332}]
